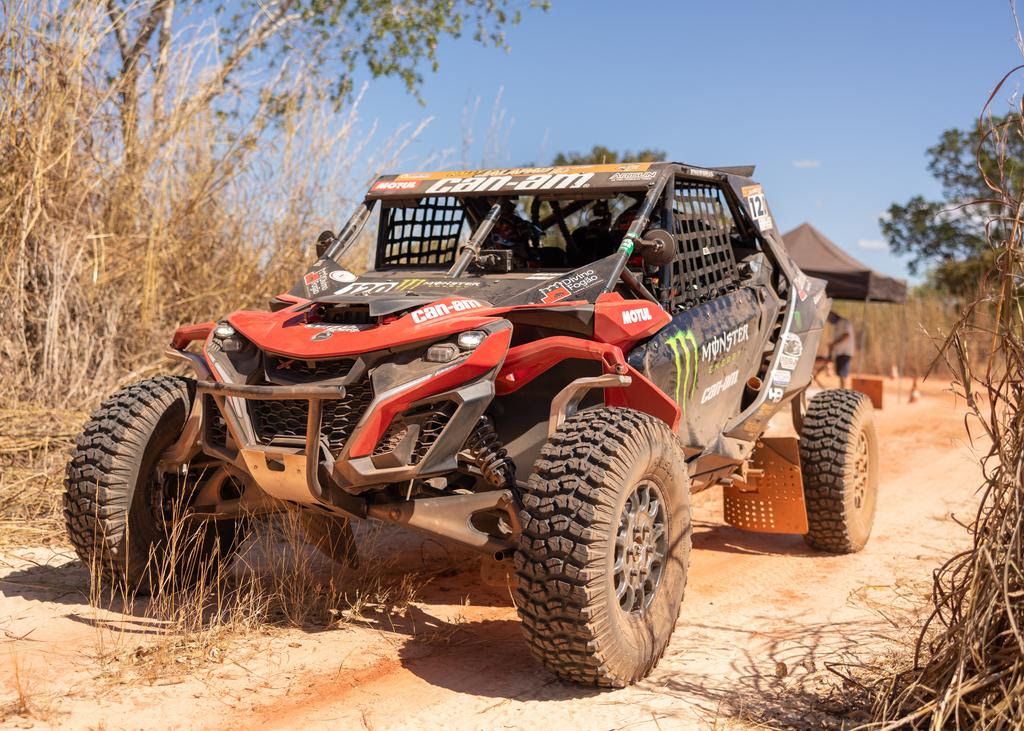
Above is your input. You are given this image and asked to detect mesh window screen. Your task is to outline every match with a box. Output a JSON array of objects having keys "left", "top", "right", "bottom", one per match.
[
  {"left": 377, "top": 196, "right": 465, "bottom": 268},
  {"left": 669, "top": 181, "right": 740, "bottom": 308}
]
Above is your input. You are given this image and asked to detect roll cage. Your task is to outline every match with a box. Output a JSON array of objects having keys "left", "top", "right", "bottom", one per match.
[{"left": 318, "top": 161, "right": 800, "bottom": 313}]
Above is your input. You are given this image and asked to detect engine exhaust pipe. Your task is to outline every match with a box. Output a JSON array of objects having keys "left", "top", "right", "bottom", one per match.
[{"left": 367, "top": 489, "right": 519, "bottom": 556}]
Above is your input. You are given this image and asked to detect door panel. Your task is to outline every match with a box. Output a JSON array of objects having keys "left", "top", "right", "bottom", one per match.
[{"left": 627, "top": 287, "right": 766, "bottom": 448}]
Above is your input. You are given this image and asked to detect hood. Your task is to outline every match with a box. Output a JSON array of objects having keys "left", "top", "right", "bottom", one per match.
[
  {"left": 228, "top": 295, "right": 506, "bottom": 359},
  {"left": 291, "top": 255, "right": 620, "bottom": 312}
]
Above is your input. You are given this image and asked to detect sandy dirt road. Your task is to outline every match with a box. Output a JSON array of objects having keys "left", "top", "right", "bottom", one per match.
[{"left": 0, "top": 381, "right": 983, "bottom": 729}]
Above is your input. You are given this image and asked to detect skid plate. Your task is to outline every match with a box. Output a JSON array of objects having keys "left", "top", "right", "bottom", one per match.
[{"left": 723, "top": 436, "right": 809, "bottom": 534}]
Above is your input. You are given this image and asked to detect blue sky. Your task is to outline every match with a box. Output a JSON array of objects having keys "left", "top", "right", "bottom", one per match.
[{"left": 347, "top": 0, "right": 1023, "bottom": 283}]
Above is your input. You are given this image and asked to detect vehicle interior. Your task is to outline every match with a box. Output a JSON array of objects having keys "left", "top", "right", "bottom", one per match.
[{"left": 371, "top": 175, "right": 769, "bottom": 315}]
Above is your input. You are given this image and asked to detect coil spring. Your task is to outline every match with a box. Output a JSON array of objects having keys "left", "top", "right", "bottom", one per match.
[{"left": 464, "top": 416, "right": 514, "bottom": 489}]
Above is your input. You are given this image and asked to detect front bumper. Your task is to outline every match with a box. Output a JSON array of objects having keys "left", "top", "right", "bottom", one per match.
[{"left": 194, "top": 322, "right": 512, "bottom": 506}]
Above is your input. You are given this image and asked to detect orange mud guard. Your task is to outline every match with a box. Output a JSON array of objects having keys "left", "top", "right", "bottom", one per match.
[{"left": 723, "top": 437, "right": 809, "bottom": 534}]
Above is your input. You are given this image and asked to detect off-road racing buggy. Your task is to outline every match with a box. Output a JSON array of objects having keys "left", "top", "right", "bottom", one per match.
[{"left": 65, "top": 161, "right": 879, "bottom": 687}]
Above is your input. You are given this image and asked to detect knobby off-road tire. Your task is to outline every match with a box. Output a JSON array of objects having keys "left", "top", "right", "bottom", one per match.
[
  {"left": 299, "top": 511, "right": 359, "bottom": 567},
  {"left": 64, "top": 376, "right": 239, "bottom": 594},
  {"left": 799, "top": 389, "right": 879, "bottom": 554},
  {"left": 514, "top": 407, "right": 691, "bottom": 687}
]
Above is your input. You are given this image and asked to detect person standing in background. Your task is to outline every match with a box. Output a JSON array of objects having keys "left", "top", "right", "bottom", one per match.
[{"left": 827, "top": 311, "right": 855, "bottom": 389}]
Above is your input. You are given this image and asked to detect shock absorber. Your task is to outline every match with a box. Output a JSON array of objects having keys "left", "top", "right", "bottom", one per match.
[{"left": 462, "top": 416, "right": 515, "bottom": 489}]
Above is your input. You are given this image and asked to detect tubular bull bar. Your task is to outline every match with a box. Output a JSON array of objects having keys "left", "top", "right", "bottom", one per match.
[{"left": 188, "top": 378, "right": 519, "bottom": 556}]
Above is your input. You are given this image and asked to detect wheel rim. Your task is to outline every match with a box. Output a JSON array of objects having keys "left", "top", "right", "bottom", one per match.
[{"left": 613, "top": 479, "right": 668, "bottom": 615}]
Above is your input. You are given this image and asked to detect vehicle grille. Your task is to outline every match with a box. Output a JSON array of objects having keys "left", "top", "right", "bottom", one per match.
[
  {"left": 372, "top": 401, "right": 457, "bottom": 465},
  {"left": 247, "top": 378, "right": 374, "bottom": 453},
  {"left": 412, "top": 402, "right": 456, "bottom": 463},
  {"left": 265, "top": 356, "right": 355, "bottom": 382},
  {"left": 204, "top": 394, "right": 228, "bottom": 447}
]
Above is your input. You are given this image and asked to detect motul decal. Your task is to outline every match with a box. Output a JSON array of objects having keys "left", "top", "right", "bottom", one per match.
[
  {"left": 424, "top": 172, "right": 594, "bottom": 195},
  {"left": 621, "top": 306, "right": 653, "bottom": 325},
  {"left": 410, "top": 299, "right": 483, "bottom": 324},
  {"left": 700, "top": 323, "right": 750, "bottom": 362},
  {"left": 372, "top": 180, "right": 420, "bottom": 191}
]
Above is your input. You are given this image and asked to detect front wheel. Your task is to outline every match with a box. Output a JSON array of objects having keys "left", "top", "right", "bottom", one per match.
[
  {"left": 64, "top": 376, "right": 241, "bottom": 594},
  {"left": 514, "top": 407, "right": 691, "bottom": 687},
  {"left": 799, "top": 389, "right": 879, "bottom": 553}
]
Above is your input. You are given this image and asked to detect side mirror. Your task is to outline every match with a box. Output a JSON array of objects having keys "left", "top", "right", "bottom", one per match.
[
  {"left": 637, "top": 229, "right": 676, "bottom": 266},
  {"left": 315, "top": 230, "right": 336, "bottom": 258}
]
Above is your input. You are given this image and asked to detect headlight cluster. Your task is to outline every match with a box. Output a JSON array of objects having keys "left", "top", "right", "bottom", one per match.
[{"left": 425, "top": 330, "right": 487, "bottom": 363}]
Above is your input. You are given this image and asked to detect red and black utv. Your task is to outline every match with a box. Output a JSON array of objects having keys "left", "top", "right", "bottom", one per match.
[{"left": 65, "top": 162, "right": 879, "bottom": 687}]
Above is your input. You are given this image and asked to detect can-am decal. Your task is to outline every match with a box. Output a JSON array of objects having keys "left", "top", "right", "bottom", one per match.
[
  {"left": 621, "top": 306, "right": 653, "bottom": 325},
  {"left": 425, "top": 172, "right": 594, "bottom": 195},
  {"left": 539, "top": 269, "right": 598, "bottom": 304},
  {"left": 666, "top": 329, "right": 699, "bottom": 410},
  {"left": 701, "top": 369, "right": 739, "bottom": 405},
  {"left": 410, "top": 299, "right": 483, "bottom": 324},
  {"left": 700, "top": 323, "right": 750, "bottom": 362}
]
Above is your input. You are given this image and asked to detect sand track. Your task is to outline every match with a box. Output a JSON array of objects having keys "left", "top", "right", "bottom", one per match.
[{"left": 0, "top": 381, "right": 981, "bottom": 729}]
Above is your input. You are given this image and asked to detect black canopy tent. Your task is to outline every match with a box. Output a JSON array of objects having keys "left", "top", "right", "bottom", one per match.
[
  {"left": 781, "top": 223, "right": 907, "bottom": 303},
  {"left": 781, "top": 223, "right": 909, "bottom": 399}
]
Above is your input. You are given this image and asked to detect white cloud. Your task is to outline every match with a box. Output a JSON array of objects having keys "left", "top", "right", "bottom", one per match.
[
  {"left": 857, "top": 238, "right": 887, "bottom": 251},
  {"left": 792, "top": 159, "right": 821, "bottom": 169}
]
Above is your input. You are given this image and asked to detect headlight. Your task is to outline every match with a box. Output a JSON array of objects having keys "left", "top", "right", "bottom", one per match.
[
  {"left": 457, "top": 330, "right": 487, "bottom": 350},
  {"left": 213, "top": 323, "right": 236, "bottom": 339},
  {"left": 425, "top": 343, "right": 460, "bottom": 363}
]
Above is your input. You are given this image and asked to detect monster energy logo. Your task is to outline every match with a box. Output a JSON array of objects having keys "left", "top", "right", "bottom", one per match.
[{"left": 666, "top": 329, "right": 699, "bottom": 410}]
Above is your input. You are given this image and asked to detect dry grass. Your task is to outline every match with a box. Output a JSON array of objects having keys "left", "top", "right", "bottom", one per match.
[
  {"left": 864, "top": 59, "right": 1024, "bottom": 730},
  {"left": 830, "top": 293, "right": 982, "bottom": 379}
]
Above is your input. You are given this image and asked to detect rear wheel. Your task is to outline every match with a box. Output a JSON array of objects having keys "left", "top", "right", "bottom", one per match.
[
  {"left": 514, "top": 407, "right": 691, "bottom": 687},
  {"left": 64, "top": 376, "right": 241, "bottom": 594},
  {"left": 799, "top": 389, "right": 879, "bottom": 553}
]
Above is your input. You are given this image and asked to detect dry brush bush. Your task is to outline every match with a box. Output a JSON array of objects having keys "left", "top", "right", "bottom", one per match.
[
  {"left": 0, "top": 1, "right": 426, "bottom": 540},
  {"left": 868, "top": 66, "right": 1024, "bottom": 729}
]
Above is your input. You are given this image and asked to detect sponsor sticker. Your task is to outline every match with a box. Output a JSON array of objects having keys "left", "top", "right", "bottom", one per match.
[
  {"left": 305, "top": 323, "right": 369, "bottom": 341},
  {"left": 666, "top": 329, "right": 699, "bottom": 411},
  {"left": 794, "top": 272, "right": 810, "bottom": 301},
  {"left": 771, "top": 368, "right": 792, "bottom": 386},
  {"left": 741, "top": 184, "right": 774, "bottom": 232},
  {"left": 409, "top": 299, "right": 484, "bottom": 324},
  {"left": 701, "top": 369, "right": 740, "bottom": 405},
  {"left": 424, "top": 172, "right": 594, "bottom": 195},
  {"left": 609, "top": 171, "right": 658, "bottom": 182},
  {"left": 621, "top": 306, "right": 653, "bottom": 325},
  {"left": 778, "top": 332, "right": 803, "bottom": 370},
  {"left": 537, "top": 269, "right": 599, "bottom": 304},
  {"left": 700, "top": 323, "right": 750, "bottom": 362},
  {"left": 335, "top": 281, "right": 398, "bottom": 295},
  {"left": 304, "top": 267, "right": 329, "bottom": 295},
  {"left": 372, "top": 179, "right": 421, "bottom": 191},
  {"left": 767, "top": 386, "right": 785, "bottom": 403},
  {"left": 328, "top": 269, "right": 357, "bottom": 283}
]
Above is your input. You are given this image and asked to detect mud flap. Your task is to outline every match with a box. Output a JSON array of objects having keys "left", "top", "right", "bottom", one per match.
[{"left": 723, "top": 436, "right": 809, "bottom": 534}]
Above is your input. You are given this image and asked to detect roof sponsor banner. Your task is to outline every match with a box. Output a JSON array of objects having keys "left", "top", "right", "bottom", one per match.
[{"left": 367, "top": 163, "right": 660, "bottom": 199}]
